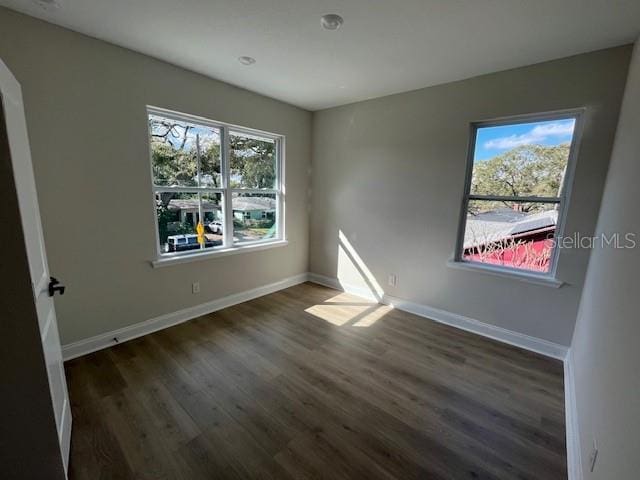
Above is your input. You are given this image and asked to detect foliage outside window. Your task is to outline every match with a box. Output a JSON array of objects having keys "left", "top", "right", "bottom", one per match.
[
  {"left": 456, "top": 113, "right": 581, "bottom": 275},
  {"left": 147, "top": 108, "right": 283, "bottom": 257}
]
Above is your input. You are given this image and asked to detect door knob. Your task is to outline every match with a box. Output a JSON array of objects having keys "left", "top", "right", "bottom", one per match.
[{"left": 48, "top": 277, "right": 66, "bottom": 297}]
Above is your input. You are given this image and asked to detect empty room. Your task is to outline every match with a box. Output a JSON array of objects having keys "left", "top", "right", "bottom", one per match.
[{"left": 1, "top": 1, "right": 639, "bottom": 479}]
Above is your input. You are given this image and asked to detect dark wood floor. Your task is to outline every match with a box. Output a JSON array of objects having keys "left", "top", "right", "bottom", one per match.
[{"left": 66, "top": 282, "right": 567, "bottom": 480}]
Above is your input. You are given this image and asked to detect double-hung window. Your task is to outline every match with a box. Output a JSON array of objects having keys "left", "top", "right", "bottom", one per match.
[
  {"left": 455, "top": 111, "right": 582, "bottom": 277},
  {"left": 147, "top": 107, "right": 284, "bottom": 259}
]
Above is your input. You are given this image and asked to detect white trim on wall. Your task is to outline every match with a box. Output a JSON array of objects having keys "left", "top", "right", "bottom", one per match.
[
  {"left": 61, "top": 273, "right": 308, "bottom": 360},
  {"left": 65, "top": 270, "right": 569, "bottom": 361},
  {"left": 307, "top": 272, "right": 568, "bottom": 360},
  {"left": 64, "top": 271, "right": 569, "bottom": 362},
  {"left": 453, "top": 109, "right": 586, "bottom": 283},
  {"left": 146, "top": 105, "right": 286, "bottom": 264},
  {"left": 564, "top": 348, "right": 584, "bottom": 480},
  {"left": 307, "top": 273, "right": 380, "bottom": 302}
]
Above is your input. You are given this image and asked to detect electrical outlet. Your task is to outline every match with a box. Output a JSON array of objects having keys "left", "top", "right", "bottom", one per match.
[
  {"left": 192, "top": 282, "right": 200, "bottom": 294},
  {"left": 388, "top": 274, "right": 397, "bottom": 287},
  {"left": 589, "top": 439, "right": 598, "bottom": 472}
]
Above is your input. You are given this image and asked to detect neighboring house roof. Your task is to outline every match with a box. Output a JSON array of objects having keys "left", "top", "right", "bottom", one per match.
[
  {"left": 232, "top": 196, "right": 276, "bottom": 212},
  {"left": 167, "top": 196, "right": 275, "bottom": 212},
  {"left": 167, "top": 199, "right": 221, "bottom": 211},
  {"left": 464, "top": 208, "right": 558, "bottom": 249}
]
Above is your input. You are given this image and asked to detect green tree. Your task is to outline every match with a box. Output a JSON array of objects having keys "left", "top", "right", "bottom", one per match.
[
  {"left": 149, "top": 118, "right": 221, "bottom": 208},
  {"left": 149, "top": 117, "right": 222, "bottom": 244},
  {"left": 229, "top": 135, "right": 276, "bottom": 189},
  {"left": 471, "top": 144, "right": 569, "bottom": 212}
]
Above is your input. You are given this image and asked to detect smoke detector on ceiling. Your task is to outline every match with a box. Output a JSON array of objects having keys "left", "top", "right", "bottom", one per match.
[
  {"left": 321, "top": 14, "right": 344, "bottom": 31},
  {"left": 238, "top": 56, "right": 256, "bottom": 66}
]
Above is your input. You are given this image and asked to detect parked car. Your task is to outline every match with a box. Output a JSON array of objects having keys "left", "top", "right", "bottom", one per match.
[
  {"left": 166, "top": 234, "right": 214, "bottom": 252},
  {"left": 207, "top": 221, "right": 223, "bottom": 234}
]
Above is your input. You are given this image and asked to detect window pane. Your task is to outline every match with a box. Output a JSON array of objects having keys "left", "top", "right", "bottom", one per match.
[
  {"left": 470, "top": 118, "right": 576, "bottom": 198},
  {"left": 201, "top": 193, "right": 225, "bottom": 242},
  {"left": 156, "top": 191, "right": 223, "bottom": 253},
  {"left": 232, "top": 193, "right": 277, "bottom": 243},
  {"left": 462, "top": 199, "right": 557, "bottom": 273},
  {"left": 229, "top": 131, "right": 276, "bottom": 189},
  {"left": 148, "top": 114, "right": 221, "bottom": 188}
]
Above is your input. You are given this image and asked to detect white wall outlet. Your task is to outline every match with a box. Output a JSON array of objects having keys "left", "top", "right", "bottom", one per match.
[
  {"left": 192, "top": 282, "right": 200, "bottom": 294},
  {"left": 589, "top": 439, "right": 598, "bottom": 472},
  {"left": 388, "top": 274, "right": 397, "bottom": 287}
]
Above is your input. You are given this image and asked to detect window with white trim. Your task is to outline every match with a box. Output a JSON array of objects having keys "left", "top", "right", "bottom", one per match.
[
  {"left": 147, "top": 108, "right": 283, "bottom": 257},
  {"left": 455, "top": 112, "right": 582, "bottom": 275}
]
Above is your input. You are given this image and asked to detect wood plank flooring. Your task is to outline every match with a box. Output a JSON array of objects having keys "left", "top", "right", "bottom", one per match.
[{"left": 65, "top": 282, "right": 567, "bottom": 480}]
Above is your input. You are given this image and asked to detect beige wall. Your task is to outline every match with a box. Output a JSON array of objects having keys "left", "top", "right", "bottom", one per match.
[
  {"left": 0, "top": 8, "right": 312, "bottom": 345},
  {"left": 570, "top": 39, "right": 640, "bottom": 478},
  {"left": 310, "top": 46, "right": 631, "bottom": 345},
  {"left": 0, "top": 6, "right": 632, "bottom": 351}
]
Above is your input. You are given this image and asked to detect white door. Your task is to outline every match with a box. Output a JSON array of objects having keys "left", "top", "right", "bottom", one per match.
[{"left": 0, "top": 59, "right": 72, "bottom": 473}]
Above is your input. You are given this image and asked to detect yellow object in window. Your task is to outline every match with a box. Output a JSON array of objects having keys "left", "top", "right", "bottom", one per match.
[{"left": 196, "top": 222, "right": 205, "bottom": 245}]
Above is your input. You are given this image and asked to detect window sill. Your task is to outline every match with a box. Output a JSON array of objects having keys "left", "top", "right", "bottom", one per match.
[
  {"left": 151, "top": 239, "right": 288, "bottom": 268},
  {"left": 446, "top": 260, "right": 565, "bottom": 288}
]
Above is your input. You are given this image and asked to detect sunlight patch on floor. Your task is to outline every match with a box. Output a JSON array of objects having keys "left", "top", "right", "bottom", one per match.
[
  {"left": 304, "top": 304, "right": 371, "bottom": 326},
  {"left": 305, "top": 296, "right": 392, "bottom": 327},
  {"left": 322, "top": 293, "right": 372, "bottom": 304},
  {"left": 352, "top": 305, "right": 393, "bottom": 327}
]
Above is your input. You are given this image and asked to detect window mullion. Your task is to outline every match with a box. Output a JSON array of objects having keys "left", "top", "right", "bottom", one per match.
[
  {"left": 154, "top": 186, "right": 224, "bottom": 194},
  {"left": 468, "top": 194, "right": 561, "bottom": 204},
  {"left": 277, "top": 138, "right": 284, "bottom": 239},
  {"left": 195, "top": 133, "right": 205, "bottom": 250},
  {"left": 229, "top": 188, "right": 279, "bottom": 195},
  {"left": 222, "top": 126, "right": 234, "bottom": 247}
]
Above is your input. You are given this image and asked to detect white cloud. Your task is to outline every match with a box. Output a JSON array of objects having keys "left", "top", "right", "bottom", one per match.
[
  {"left": 530, "top": 122, "right": 574, "bottom": 137},
  {"left": 484, "top": 121, "right": 575, "bottom": 150}
]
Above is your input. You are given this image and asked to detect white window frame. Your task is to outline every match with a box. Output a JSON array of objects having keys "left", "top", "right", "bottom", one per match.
[
  {"left": 147, "top": 106, "right": 286, "bottom": 267},
  {"left": 452, "top": 109, "right": 585, "bottom": 286}
]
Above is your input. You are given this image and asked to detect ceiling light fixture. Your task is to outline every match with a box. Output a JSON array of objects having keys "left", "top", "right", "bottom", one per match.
[
  {"left": 321, "top": 14, "right": 344, "bottom": 31},
  {"left": 238, "top": 56, "right": 256, "bottom": 66}
]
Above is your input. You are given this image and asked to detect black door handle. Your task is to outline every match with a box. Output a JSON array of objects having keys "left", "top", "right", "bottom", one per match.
[{"left": 48, "top": 277, "right": 66, "bottom": 297}]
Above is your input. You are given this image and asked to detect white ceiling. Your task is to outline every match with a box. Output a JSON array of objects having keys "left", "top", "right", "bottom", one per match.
[{"left": 2, "top": 0, "right": 640, "bottom": 110}]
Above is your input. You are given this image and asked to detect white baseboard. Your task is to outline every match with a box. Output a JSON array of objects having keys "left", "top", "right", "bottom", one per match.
[
  {"left": 65, "top": 271, "right": 568, "bottom": 361},
  {"left": 62, "top": 269, "right": 579, "bottom": 476},
  {"left": 308, "top": 273, "right": 568, "bottom": 360},
  {"left": 564, "top": 349, "right": 583, "bottom": 480},
  {"left": 61, "top": 273, "right": 309, "bottom": 361},
  {"left": 383, "top": 294, "right": 568, "bottom": 360},
  {"left": 308, "top": 272, "right": 379, "bottom": 301}
]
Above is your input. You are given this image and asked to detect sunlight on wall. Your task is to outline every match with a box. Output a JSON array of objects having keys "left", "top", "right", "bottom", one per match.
[
  {"left": 337, "top": 230, "right": 385, "bottom": 301},
  {"left": 302, "top": 231, "right": 390, "bottom": 327}
]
